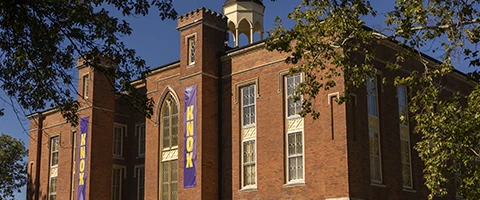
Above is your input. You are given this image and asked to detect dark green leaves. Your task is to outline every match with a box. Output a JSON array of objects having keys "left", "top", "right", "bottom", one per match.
[
  {"left": 0, "top": 0, "right": 176, "bottom": 125},
  {"left": 0, "top": 133, "right": 27, "bottom": 200}
]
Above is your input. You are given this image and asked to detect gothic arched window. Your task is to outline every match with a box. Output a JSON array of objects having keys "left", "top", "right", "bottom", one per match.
[{"left": 160, "top": 94, "right": 178, "bottom": 200}]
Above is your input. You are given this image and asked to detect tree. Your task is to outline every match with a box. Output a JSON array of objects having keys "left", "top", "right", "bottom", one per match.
[
  {"left": 0, "top": 133, "right": 27, "bottom": 200},
  {"left": 0, "top": 0, "right": 177, "bottom": 125},
  {"left": 266, "top": 0, "right": 480, "bottom": 199}
]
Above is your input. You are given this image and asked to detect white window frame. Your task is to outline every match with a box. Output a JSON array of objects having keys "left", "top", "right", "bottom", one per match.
[
  {"left": 134, "top": 165, "right": 145, "bottom": 200},
  {"left": 49, "top": 176, "right": 57, "bottom": 200},
  {"left": 50, "top": 136, "right": 60, "bottom": 167},
  {"left": 398, "top": 85, "right": 413, "bottom": 188},
  {"left": 241, "top": 138, "right": 257, "bottom": 188},
  {"left": 241, "top": 85, "right": 256, "bottom": 128},
  {"left": 136, "top": 123, "right": 146, "bottom": 157},
  {"left": 285, "top": 73, "right": 303, "bottom": 119},
  {"left": 112, "top": 165, "right": 126, "bottom": 200},
  {"left": 286, "top": 130, "right": 305, "bottom": 183},
  {"left": 187, "top": 36, "right": 195, "bottom": 65},
  {"left": 49, "top": 136, "right": 60, "bottom": 200},
  {"left": 113, "top": 124, "right": 127, "bottom": 158}
]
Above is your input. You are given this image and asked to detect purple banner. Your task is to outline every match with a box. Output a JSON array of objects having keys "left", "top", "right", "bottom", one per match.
[
  {"left": 77, "top": 117, "right": 89, "bottom": 200},
  {"left": 184, "top": 85, "right": 197, "bottom": 188}
]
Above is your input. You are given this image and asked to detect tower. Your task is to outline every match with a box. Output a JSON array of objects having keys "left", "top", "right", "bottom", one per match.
[{"left": 222, "top": 0, "right": 265, "bottom": 47}]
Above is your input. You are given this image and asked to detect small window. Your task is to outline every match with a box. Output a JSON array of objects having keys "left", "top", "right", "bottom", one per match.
[
  {"left": 242, "top": 139, "right": 256, "bottom": 188},
  {"left": 287, "top": 131, "right": 304, "bottom": 182},
  {"left": 137, "top": 166, "right": 145, "bottom": 200},
  {"left": 241, "top": 85, "right": 256, "bottom": 127},
  {"left": 397, "top": 85, "right": 408, "bottom": 123},
  {"left": 112, "top": 167, "right": 124, "bottom": 200},
  {"left": 49, "top": 177, "right": 57, "bottom": 200},
  {"left": 367, "top": 76, "right": 378, "bottom": 117},
  {"left": 285, "top": 73, "right": 302, "bottom": 118},
  {"left": 369, "top": 130, "right": 382, "bottom": 183},
  {"left": 398, "top": 85, "right": 413, "bottom": 188},
  {"left": 188, "top": 37, "right": 195, "bottom": 65},
  {"left": 136, "top": 124, "right": 146, "bottom": 157},
  {"left": 49, "top": 136, "right": 59, "bottom": 200},
  {"left": 113, "top": 125, "right": 126, "bottom": 157},
  {"left": 50, "top": 136, "right": 59, "bottom": 167},
  {"left": 82, "top": 74, "right": 89, "bottom": 99}
]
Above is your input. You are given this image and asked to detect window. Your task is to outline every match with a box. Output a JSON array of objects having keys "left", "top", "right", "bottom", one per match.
[
  {"left": 136, "top": 124, "right": 146, "bottom": 157},
  {"left": 136, "top": 166, "right": 145, "bottom": 200},
  {"left": 287, "top": 131, "right": 304, "bottom": 182},
  {"left": 50, "top": 136, "right": 59, "bottom": 167},
  {"left": 113, "top": 125, "right": 126, "bottom": 157},
  {"left": 161, "top": 160, "right": 178, "bottom": 200},
  {"left": 284, "top": 72, "right": 305, "bottom": 184},
  {"left": 49, "top": 136, "right": 59, "bottom": 200},
  {"left": 162, "top": 96, "right": 178, "bottom": 149},
  {"left": 241, "top": 85, "right": 256, "bottom": 127},
  {"left": 188, "top": 37, "right": 195, "bottom": 65},
  {"left": 285, "top": 73, "right": 302, "bottom": 117},
  {"left": 49, "top": 177, "right": 57, "bottom": 200},
  {"left": 82, "top": 74, "right": 89, "bottom": 99},
  {"left": 397, "top": 85, "right": 408, "bottom": 123},
  {"left": 160, "top": 94, "right": 178, "bottom": 200},
  {"left": 112, "top": 167, "right": 124, "bottom": 200},
  {"left": 369, "top": 131, "right": 382, "bottom": 183},
  {"left": 367, "top": 75, "right": 382, "bottom": 183},
  {"left": 367, "top": 76, "right": 378, "bottom": 117},
  {"left": 242, "top": 139, "right": 256, "bottom": 187},
  {"left": 240, "top": 84, "right": 257, "bottom": 188},
  {"left": 398, "top": 86, "right": 412, "bottom": 188}
]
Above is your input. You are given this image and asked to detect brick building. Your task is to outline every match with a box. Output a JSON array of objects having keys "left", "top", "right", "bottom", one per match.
[{"left": 26, "top": 1, "right": 475, "bottom": 200}]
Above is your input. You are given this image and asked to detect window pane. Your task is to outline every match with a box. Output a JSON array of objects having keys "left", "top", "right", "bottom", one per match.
[
  {"left": 49, "top": 177, "right": 57, "bottom": 193},
  {"left": 171, "top": 161, "right": 178, "bottom": 200},
  {"left": 296, "top": 157, "right": 303, "bottom": 180},
  {"left": 163, "top": 104, "right": 170, "bottom": 148},
  {"left": 296, "top": 132, "right": 303, "bottom": 155},
  {"left": 288, "top": 133, "right": 295, "bottom": 156},
  {"left": 172, "top": 103, "right": 179, "bottom": 147},
  {"left": 162, "top": 162, "right": 169, "bottom": 199},
  {"left": 289, "top": 157, "right": 297, "bottom": 181}
]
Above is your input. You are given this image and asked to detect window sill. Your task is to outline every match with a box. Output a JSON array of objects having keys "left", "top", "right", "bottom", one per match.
[
  {"left": 402, "top": 188, "right": 416, "bottom": 193},
  {"left": 187, "top": 63, "right": 195, "bottom": 68},
  {"left": 242, "top": 124, "right": 256, "bottom": 129},
  {"left": 136, "top": 155, "right": 145, "bottom": 159},
  {"left": 239, "top": 187, "right": 257, "bottom": 193},
  {"left": 113, "top": 156, "right": 125, "bottom": 160},
  {"left": 371, "top": 182, "right": 386, "bottom": 188},
  {"left": 286, "top": 115, "right": 302, "bottom": 120},
  {"left": 283, "top": 181, "right": 306, "bottom": 188}
]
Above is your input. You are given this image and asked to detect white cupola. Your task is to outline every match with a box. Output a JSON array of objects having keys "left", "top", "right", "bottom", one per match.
[{"left": 222, "top": 0, "right": 265, "bottom": 47}]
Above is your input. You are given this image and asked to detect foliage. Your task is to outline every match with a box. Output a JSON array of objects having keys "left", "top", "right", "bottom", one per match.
[
  {"left": 266, "top": 0, "right": 480, "bottom": 199},
  {"left": 0, "top": 133, "right": 27, "bottom": 199},
  {"left": 0, "top": 0, "right": 177, "bottom": 125}
]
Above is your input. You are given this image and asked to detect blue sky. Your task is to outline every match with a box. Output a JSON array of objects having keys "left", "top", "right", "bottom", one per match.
[{"left": 0, "top": 0, "right": 474, "bottom": 198}]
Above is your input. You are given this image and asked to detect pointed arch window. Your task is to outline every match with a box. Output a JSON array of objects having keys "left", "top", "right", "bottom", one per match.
[{"left": 160, "top": 94, "right": 178, "bottom": 200}]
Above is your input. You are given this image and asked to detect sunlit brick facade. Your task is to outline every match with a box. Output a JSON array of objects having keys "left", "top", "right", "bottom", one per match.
[{"left": 27, "top": 1, "right": 475, "bottom": 200}]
